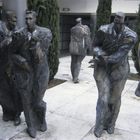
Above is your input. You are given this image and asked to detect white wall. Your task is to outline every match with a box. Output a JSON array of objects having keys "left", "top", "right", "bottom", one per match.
[
  {"left": 3, "top": 0, "right": 27, "bottom": 27},
  {"left": 58, "top": 0, "right": 98, "bottom": 14},
  {"left": 58, "top": 0, "right": 140, "bottom": 14},
  {"left": 112, "top": 0, "right": 139, "bottom": 13}
]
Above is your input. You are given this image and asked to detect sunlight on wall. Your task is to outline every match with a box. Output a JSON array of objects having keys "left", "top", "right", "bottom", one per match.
[{"left": 57, "top": 0, "right": 140, "bottom": 14}]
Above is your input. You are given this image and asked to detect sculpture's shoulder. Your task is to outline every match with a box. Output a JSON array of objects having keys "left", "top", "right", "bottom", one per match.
[
  {"left": 35, "top": 26, "right": 52, "bottom": 42},
  {"left": 71, "top": 25, "right": 78, "bottom": 33},
  {"left": 37, "top": 26, "right": 52, "bottom": 36},
  {"left": 98, "top": 23, "right": 113, "bottom": 34},
  {"left": 15, "top": 27, "right": 27, "bottom": 35},
  {"left": 83, "top": 25, "right": 90, "bottom": 34},
  {"left": 0, "top": 21, "right": 7, "bottom": 33},
  {"left": 0, "top": 21, "right": 3, "bottom": 31},
  {"left": 123, "top": 26, "right": 137, "bottom": 39},
  {"left": 83, "top": 25, "right": 90, "bottom": 30},
  {"left": 71, "top": 24, "right": 90, "bottom": 37},
  {"left": 71, "top": 24, "right": 83, "bottom": 32}
]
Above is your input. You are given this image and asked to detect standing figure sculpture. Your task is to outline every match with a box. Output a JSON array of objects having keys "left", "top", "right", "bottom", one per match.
[
  {"left": 93, "top": 12, "right": 137, "bottom": 137},
  {"left": 10, "top": 10, "right": 52, "bottom": 138},
  {"left": 69, "top": 17, "right": 91, "bottom": 83},
  {"left": 0, "top": 11, "right": 21, "bottom": 126},
  {"left": 135, "top": 44, "right": 140, "bottom": 97}
]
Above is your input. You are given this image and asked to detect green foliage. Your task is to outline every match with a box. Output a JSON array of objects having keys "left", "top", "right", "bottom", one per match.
[
  {"left": 27, "top": 0, "right": 60, "bottom": 80},
  {"left": 132, "top": 4, "right": 140, "bottom": 74},
  {"left": 96, "top": 0, "right": 112, "bottom": 30},
  {"left": 136, "top": 4, "right": 140, "bottom": 41}
]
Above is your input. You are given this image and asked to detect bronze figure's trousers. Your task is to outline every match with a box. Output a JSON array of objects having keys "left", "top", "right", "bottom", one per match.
[
  {"left": 94, "top": 62, "right": 129, "bottom": 131},
  {"left": 71, "top": 54, "right": 85, "bottom": 82}
]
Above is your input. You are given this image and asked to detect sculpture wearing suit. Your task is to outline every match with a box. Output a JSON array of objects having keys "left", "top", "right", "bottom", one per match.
[
  {"left": 93, "top": 12, "right": 137, "bottom": 137},
  {"left": 10, "top": 10, "right": 52, "bottom": 138},
  {"left": 0, "top": 11, "right": 21, "bottom": 126},
  {"left": 135, "top": 43, "right": 140, "bottom": 97},
  {"left": 69, "top": 17, "right": 91, "bottom": 83}
]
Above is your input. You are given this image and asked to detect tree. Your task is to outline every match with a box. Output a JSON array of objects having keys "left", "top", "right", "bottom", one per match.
[
  {"left": 27, "top": 0, "right": 60, "bottom": 80},
  {"left": 96, "top": 0, "right": 112, "bottom": 30},
  {"left": 131, "top": 4, "right": 140, "bottom": 74}
]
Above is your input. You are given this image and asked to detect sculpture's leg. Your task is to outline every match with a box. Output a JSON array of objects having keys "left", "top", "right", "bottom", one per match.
[
  {"left": 94, "top": 65, "right": 110, "bottom": 138},
  {"left": 71, "top": 54, "right": 77, "bottom": 82},
  {"left": 12, "top": 90, "right": 22, "bottom": 126},
  {"left": 2, "top": 107, "right": 15, "bottom": 121},
  {"left": 33, "top": 80, "right": 47, "bottom": 132},
  {"left": 34, "top": 100, "right": 47, "bottom": 132},
  {"left": 13, "top": 72, "right": 36, "bottom": 138},
  {"left": 71, "top": 55, "right": 85, "bottom": 83},
  {"left": 107, "top": 79, "right": 126, "bottom": 134},
  {"left": 135, "top": 81, "right": 140, "bottom": 97},
  {"left": 107, "top": 63, "right": 129, "bottom": 134},
  {"left": 19, "top": 89, "right": 36, "bottom": 138}
]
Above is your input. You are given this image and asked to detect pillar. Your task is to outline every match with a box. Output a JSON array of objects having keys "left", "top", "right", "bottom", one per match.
[{"left": 3, "top": 0, "right": 27, "bottom": 27}]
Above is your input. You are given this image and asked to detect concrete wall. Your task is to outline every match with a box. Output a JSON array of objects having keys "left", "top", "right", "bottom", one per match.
[
  {"left": 58, "top": 0, "right": 98, "bottom": 14},
  {"left": 113, "top": 0, "right": 139, "bottom": 14},
  {"left": 57, "top": 0, "right": 140, "bottom": 14},
  {"left": 3, "top": 0, "right": 27, "bottom": 27}
]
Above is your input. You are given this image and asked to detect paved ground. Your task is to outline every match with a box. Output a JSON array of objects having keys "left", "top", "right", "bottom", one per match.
[{"left": 0, "top": 56, "right": 140, "bottom": 140}]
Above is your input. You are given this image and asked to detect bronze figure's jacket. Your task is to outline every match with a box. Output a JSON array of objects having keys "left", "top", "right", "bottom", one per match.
[
  {"left": 69, "top": 24, "right": 90, "bottom": 55},
  {"left": 94, "top": 23, "right": 137, "bottom": 81}
]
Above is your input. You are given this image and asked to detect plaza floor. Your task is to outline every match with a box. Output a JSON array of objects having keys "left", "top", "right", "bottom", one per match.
[{"left": 0, "top": 56, "right": 140, "bottom": 140}]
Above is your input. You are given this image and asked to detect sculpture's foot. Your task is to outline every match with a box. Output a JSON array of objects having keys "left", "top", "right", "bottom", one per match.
[
  {"left": 107, "top": 125, "right": 115, "bottom": 134},
  {"left": 40, "top": 122, "right": 47, "bottom": 132},
  {"left": 2, "top": 114, "right": 14, "bottom": 121},
  {"left": 73, "top": 79, "right": 79, "bottom": 83},
  {"left": 27, "top": 127, "right": 36, "bottom": 138},
  {"left": 135, "top": 90, "right": 140, "bottom": 97},
  {"left": 14, "top": 116, "right": 21, "bottom": 126},
  {"left": 94, "top": 125, "right": 103, "bottom": 138}
]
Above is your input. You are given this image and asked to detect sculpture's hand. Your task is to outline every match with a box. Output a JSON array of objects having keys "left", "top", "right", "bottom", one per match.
[
  {"left": 1, "top": 37, "right": 12, "bottom": 47},
  {"left": 93, "top": 47, "right": 106, "bottom": 57},
  {"left": 21, "top": 61, "right": 31, "bottom": 72},
  {"left": 99, "top": 55, "right": 109, "bottom": 66},
  {"left": 95, "top": 55, "right": 108, "bottom": 66},
  {"left": 30, "top": 43, "right": 44, "bottom": 63},
  {"left": 12, "top": 32, "right": 22, "bottom": 40},
  {"left": 30, "top": 36, "right": 39, "bottom": 45}
]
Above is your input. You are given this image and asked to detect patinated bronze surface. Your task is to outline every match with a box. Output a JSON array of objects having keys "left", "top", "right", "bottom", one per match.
[
  {"left": 0, "top": 10, "right": 22, "bottom": 126},
  {"left": 69, "top": 17, "right": 91, "bottom": 83},
  {"left": 0, "top": 10, "right": 52, "bottom": 138},
  {"left": 93, "top": 12, "right": 137, "bottom": 137},
  {"left": 11, "top": 10, "right": 52, "bottom": 138}
]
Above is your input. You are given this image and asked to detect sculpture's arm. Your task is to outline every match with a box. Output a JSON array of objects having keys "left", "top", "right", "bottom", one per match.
[
  {"left": 12, "top": 54, "right": 30, "bottom": 72},
  {"left": 107, "top": 36, "right": 137, "bottom": 64},
  {"left": 0, "top": 35, "right": 12, "bottom": 49},
  {"left": 93, "top": 30, "right": 106, "bottom": 57}
]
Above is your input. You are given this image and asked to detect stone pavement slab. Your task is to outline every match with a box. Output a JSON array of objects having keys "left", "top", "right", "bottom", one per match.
[{"left": 0, "top": 56, "right": 140, "bottom": 140}]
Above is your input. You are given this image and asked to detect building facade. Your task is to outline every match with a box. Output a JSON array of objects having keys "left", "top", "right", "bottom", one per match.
[
  {"left": 1, "top": 0, "right": 140, "bottom": 53},
  {"left": 58, "top": 0, "right": 140, "bottom": 53}
]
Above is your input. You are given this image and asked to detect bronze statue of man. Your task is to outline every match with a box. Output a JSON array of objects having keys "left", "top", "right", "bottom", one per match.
[
  {"left": 69, "top": 17, "right": 91, "bottom": 83},
  {"left": 93, "top": 12, "right": 137, "bottom": 137},
  {"left": 10, "top": 10, "right": 52, "bottom": 138},
  {"left": 0, "top": 10, "right": 21, "bottom": 126}
]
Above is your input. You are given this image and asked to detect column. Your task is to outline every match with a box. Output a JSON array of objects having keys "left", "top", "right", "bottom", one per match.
[{"left": 3, "top": 0, "right": 27, "bottom": 27}]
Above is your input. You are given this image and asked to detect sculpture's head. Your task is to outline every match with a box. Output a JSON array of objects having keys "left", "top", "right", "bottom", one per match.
[
  {"left": 114, "top": 12, "right": 125, "bottom": 24},
  {"left": 25, "top": 10, "right": 37, "bottom": 31},
  {"left": 5, "top": 10, "right": 17, "bottom": 30},
  {"left": 76, "top": 17, "right": 82, "bottom": 24}
]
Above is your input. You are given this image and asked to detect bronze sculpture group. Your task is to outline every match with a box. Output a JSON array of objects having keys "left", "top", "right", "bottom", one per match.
[
  {"left": 69, "top": 17, "right": 91, "bottom": 83},
  {"left": 93, "top": 12, "right": 137, "bottom": 137},
  {"left": 0, "top": 10, "right": 52, "bottom": 138},
  {"left": 0, "top": 9, "right": 138, "bottom": 139},
  {"left": 69, "top": 13, "right": 137, "bottom": 138}
]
